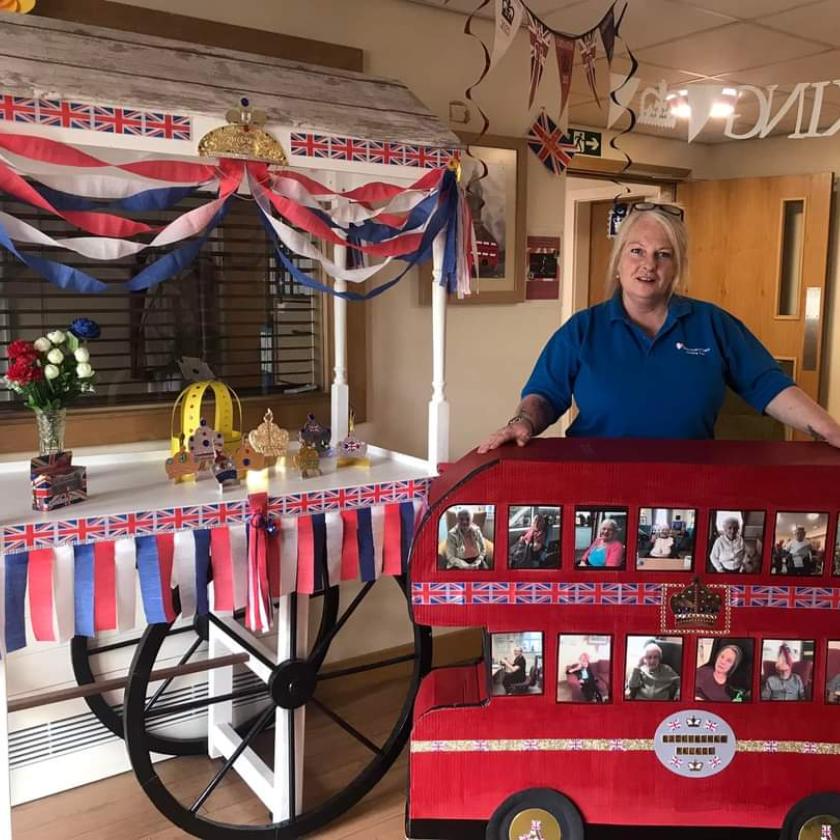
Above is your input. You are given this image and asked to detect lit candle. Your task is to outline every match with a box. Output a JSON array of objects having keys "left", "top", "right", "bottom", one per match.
[{"left": 246, "top": 468, "right": 269, "bottom": 495}]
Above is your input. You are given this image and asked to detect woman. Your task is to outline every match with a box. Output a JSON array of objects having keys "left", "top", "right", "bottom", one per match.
[
  {"left": 478, "top": 204, "right": 840, "bottom": 451},
  {"left": 566, "top": 652, "right": 603, "bottom": 702},
  {"left": 579, "top": 518, "right": 624, "bottom": 568},
  {"left": 500, "top": 645, "right": 527, "bottom": 693},
  {"left": 648, "top": 527, "right": 676, "bottom": 558},
  {"left": 761, "top": 643, "right": 806, "bottom": 701},
  {"left": 709, "top": 517, "right": 747, "bottom": 573},
  {"left": 695, "top": 643, "right": 748, "bottom": 702},
  {"left": 627, "top": 642, "right": 680, "bottom": 701},
  {"left": 444, "top": 509, "right": 487, "bottom": 570},
  {"left": 513, "top": 513, "right": 548, "bottom": 568}
]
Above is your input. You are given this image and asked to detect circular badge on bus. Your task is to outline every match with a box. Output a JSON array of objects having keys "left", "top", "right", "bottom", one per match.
[{"left": 653, "top": 710, "right": 737, "bottom": 779}]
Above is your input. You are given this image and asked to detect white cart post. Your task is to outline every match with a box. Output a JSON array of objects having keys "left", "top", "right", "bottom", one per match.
[{"left": 428, "top": 229, "right": 450, "bottom": 468}]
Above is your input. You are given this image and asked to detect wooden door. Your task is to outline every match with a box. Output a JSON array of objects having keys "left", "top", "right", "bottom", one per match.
[{"left": 677, "top": 173, "right": 833, "bottom": 440}]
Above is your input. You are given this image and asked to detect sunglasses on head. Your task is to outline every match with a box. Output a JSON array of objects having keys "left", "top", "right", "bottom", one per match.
[{"left": 617, "top": 201, "right": 685, "bottom": 220}]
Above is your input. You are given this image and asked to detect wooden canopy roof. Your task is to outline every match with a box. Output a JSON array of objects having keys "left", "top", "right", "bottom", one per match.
[{"left": 0, "top": 11, "right": 460, "bottom": 148}]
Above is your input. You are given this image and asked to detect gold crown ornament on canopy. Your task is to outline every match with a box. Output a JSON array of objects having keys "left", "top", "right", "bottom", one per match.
[{"left": 198, "top": 97, "right": 288, "bottom": 164}]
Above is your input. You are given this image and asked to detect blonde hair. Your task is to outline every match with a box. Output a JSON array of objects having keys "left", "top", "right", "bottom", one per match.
[{"left": 606, "top": 206, "right": 688, "bottom": 297}]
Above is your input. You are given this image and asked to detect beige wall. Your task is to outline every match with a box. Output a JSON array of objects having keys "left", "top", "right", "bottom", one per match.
[{"left": 110, "top": 0, "right": 711, "bottom": 458}]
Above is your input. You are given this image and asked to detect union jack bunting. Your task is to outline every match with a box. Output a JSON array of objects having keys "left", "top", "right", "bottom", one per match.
[
  {"left": 200, "top": 502, "right": 245, "bottom": 527},
  {"left": 37, "top": 99, "right": 92, "bottom": 130},
  {"left": 288, "top": 131, "right": 454, "bottom": 169},
  {"left": 367, "top": 140, "right": 403, "bottom": 166},
  {"left": 107, "top": 511, "right": 156, "bottom": 538},
  {"left": 580, "top": 30, "right": 600, "bottom": 105},
  {"left": 0, "top": 95, "right": 38, "bottom": 123},
  {"left": 157, "top": 506, "right": 203, "bottom": 531},
  {"left": 556, "top": 582, "right": 597, "bottom": 605},
  {"left": 329, "top": 136, "right": 370, "bottom": 162},
  {"left": 411, "top": 582, "right": 466, "bottom": 605},
  {"left": 526, "top": 11, "right": 552, "bottom": 107},
  {"left": 143, "top": 112, "right": 192, "bottom": 141},
  {"left": 55, "top": 517, "right": 109, "bottom": 544},
  {"left": 289, "top": 133, "right": 332, "bottom": 158},
  {"left": 515, "top": 582, "right": 554, "bottom": 604},
  {"left": 470, "top": 582, "right": 517, "bottom": 605},
  {"left": 92, "top": 106, "right": 145, "bottom": 135},
  {"left": 527, "top": 111, "right": 577, "bottom": 175}
]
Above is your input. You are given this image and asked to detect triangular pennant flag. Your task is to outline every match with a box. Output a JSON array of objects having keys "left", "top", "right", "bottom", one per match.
[
  {"left": 490, "top": 0, "right": 526, "bottom": 71},
  {"left": 554, "top": 34, "right": 576, "bottom": 124},
  {"left": 686, "top": 84, "right": 723, "bottom": 142},
  {"left": 581, "top": 30, "right": 600, "bottom": 106},
  {"left": 527, "top": 10, "right": 552, "bottom": 107},
  {"left": 599, "top": 4, "right": 617, "bottom": 65},
  {"left": 527, "top": 111, "right": 577, "bottom": 175},
  {"left": 608, "top": 70, "right": 641, "bottom": 129}
]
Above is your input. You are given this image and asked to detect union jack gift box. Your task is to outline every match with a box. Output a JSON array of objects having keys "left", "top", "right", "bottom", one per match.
[
  {"left": 30, "top": 451, "right": 73, "bottom": 480},
  {"left": 32, "top": 465, "right": 87, "bottom": 511}
]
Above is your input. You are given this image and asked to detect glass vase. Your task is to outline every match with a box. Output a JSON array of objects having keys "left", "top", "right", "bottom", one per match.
[{"left": 35, "top": 408, "right": 67, "bottom": 456}]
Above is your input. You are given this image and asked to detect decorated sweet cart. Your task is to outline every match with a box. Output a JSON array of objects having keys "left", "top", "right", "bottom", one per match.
[{"left": 0, "top": 10, "right": 470, "bottom": 838}]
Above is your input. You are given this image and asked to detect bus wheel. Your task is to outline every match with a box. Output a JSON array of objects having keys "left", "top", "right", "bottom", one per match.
[
  {"left": 781, "top": 792, "right": 840, "bottom": 840},
  {"left": 486, "top": 788, "right": 584, "bottom": 840}
]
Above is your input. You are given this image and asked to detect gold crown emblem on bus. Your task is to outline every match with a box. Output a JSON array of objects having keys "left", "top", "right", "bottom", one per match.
[{"left": 669, "top": 577, "right": 723, "bottom": 627}]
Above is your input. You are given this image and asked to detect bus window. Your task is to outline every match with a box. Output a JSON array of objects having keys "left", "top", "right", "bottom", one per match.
[
  {"left": 558, "top": 634, "right": 611, "bottom": 703},
  {"left": 771, "top": 511, "right": 828, "bottom": 576},
  {"left": 490, "top": 632, "right": 543, "bottom": 696},
  {"left": 624, "top": 636, "right": 682, "bottom": 701},
  {"left": 695, "top": 637, "right": 754, "bottom": 703},
  {"left": 637, "top": 508, "right": 697, "bottom": 572},
  {"left": 834, "top": 516, "right": 840, "bottom": 575},
  {"left": 826, "top": 641, "right": 840, "bottom": 704},
  {"left": 574, "top": 507, "right": 628, "bottom": 570},
  {"left": 508, "top": 505, "right": 561, "bottom": 569},
  {"left": 437, "top": 504, "right": 495, "bottom": 570},
  {"left": 707, "top": 509, "right": 765, "bottom": 574},
  {"left": 760, "top": 639, "right": 815, "bottom": 701}
]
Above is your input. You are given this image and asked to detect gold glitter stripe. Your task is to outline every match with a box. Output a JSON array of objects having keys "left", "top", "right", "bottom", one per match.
[{"left": 411, "top": 738, "right": 840, "bottom": 755}]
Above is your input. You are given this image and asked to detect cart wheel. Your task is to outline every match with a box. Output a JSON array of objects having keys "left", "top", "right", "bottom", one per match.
[
  {"left": 70, "top": 593, "right": 336, "bottom": 756},
  {"left": 123, "top": 574, "right": 432, "bottom": 838},
  {"left": 486, "top": 788, "right": 584, "bottom": 840},
  {"left": 781, "top": 792, "right": 840, "bottom": 840}
]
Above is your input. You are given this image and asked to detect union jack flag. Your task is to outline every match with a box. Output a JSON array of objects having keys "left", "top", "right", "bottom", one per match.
[
  {"left": 766, "top": 587, "right": 797, "bottom": 608},
  {"left": 108, "top": 510, "right": 156, "bottom": 537},
  {"left": 143, "top": 112, "right": 192, "bottom": 140},
  {"left": 475, "top": 740, "right": 491, "bottom": 751},
  {"left": 580, "top": 30, "right": 600, "bottom": 105},
  {"left": 669, "top": 756, "right": 683, "bottom": 768},
  {"left": 412, "top": 582, "right": 465, "bottom": 605},
  {"left": 470, "top": 582, "right": 516, "bottom": 605},
  {"left": 157, "top": 506, "right": 203, "bottom": 531},
  {"left": 56, "top": 517, "right": 109, "bottom": 544},
  {"left": 597, "top": 583, "right": 642, "bottom": 605},
  {"left": 608, "top": 739, "right": 625, "bottom": 751},
  {"left": 526, "top": 11, "right": 552, "bottom": 106},
  {"left": 668, "top": 719, "right": 681, "bottom": 731},
  {"left": 729, "top": 585, "right": 746, "bottom": 607},
  {"left": 368, "top": 141, "right": 402, "bottom": 166},
  {"left": 329, "top": 136, "right": 369, "bottom": 162},
  {"left": 385, "top": 480, "right": 423, "bottom": 502},
  {"left": 705, "top": 719, "right": 718, "bottom": 732},
  {"left": 401, "top": 145, "right": 434, "bottom": 168},
  {"left": 515, "top": 582, "right": 554, "bottom": 604},
  {"left": 0, "top": 95, "right": 38, "bottom": 123},
  {"left": 357, "top": 483, "right": 388, "bottom": 508},
  {"left": 284, "top": 493, "right": 318, "bottom": 517},
  {"left": 764, "top": 740, "right": 779, "bottom": 752},
  {"left": 803, "top": 742, "right": 819, "bottom": 754},
  {"left": 3, "top": 522, "right": 52, "bottom": 552},
  {"left": 559, "top": 582, "right": 597, "bottom": 605},
  {"left": 799, "top": 587, "right": 840, "bottom": 609},
  {"left": 568, "top": 739, "right": 585, "bottom": 751},
  {"left": 643, "top": 583, "right": 664, "bottom": 604},
  {"left": 289, "top": 133, "right": 332, "bottom": 158},
  {"left": 527, "top": 110, "right": 576, "bottom": 175},
  {"left": 317, "top": 490, "right": 345, "bottom": 512},
  {"left": 37, "top": 99, "right": 93, "bottom": 130},
  {"left": 201, "top": 503, "right": 243, "bottom": 527},
  {"left": 708, "top": 755, "right": 722, "bottom": 768},
  {"left": 92, "top": 106, "right": 145, "bottom": 135}
]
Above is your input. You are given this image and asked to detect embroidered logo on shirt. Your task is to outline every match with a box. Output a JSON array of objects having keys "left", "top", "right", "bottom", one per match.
[{"left": 675, "top": 341, "right": 710, "bottom": 357}]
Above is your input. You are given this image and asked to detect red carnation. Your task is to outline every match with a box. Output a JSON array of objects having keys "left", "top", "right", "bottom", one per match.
[
  {"left": 7, "top": 339, "right": 37, "bottom": 362},
  {"left": 6, "top": 358, "right": 43, "bottom": 385}
]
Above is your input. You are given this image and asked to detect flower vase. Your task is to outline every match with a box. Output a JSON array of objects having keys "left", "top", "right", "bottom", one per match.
[{"left": 35, "top": 408, "right": 67, "bottom": 455}]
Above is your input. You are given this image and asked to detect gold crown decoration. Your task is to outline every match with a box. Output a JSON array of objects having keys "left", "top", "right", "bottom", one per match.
[
  {"left": 669, "top": 577, "right": 723, "bottom": 627},
  {"left": 294, "top": 441, "right": 322, "bottom": 478},
  {"left": 198, "top": 97, "right": 288, "bottom": 164},
  {"left": 248, "top": 409, "right": 289, "bottom": 459}
]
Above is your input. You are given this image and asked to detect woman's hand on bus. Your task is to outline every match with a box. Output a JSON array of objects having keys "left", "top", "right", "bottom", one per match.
[{"left": 477, "top": 419, "right": 533, "bottom": 453}]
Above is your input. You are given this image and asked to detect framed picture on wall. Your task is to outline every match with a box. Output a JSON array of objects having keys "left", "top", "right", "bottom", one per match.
[{"left": 419, "top": 132, "right": 527, "bottom": 305}]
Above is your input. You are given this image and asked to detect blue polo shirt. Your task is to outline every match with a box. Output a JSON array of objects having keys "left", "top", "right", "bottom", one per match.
[{"left": 521, "top": 294, "right": 794, "bottom": 439}]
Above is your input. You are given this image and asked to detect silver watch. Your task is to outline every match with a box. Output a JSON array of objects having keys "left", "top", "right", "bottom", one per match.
[{"left": 507, "top": 414, "right": 535, "bottom": 434}]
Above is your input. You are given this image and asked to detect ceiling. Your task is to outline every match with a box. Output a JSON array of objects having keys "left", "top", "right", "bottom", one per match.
[{"left": 405, "top": 0, "right": 840, "bottom": 142}]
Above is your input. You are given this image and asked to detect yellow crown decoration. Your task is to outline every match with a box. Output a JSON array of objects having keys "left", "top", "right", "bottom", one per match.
[
  {"left": 170, "top": 380, "right": 242, "bottom": 457},
  {"left": 669, "top": 577, "right": 723, "bottom": 627},
  {"left": 248, "top": 409, "right": 289, "bottom": 461},
  {"left": 198, "top": 97, "right": 288, "bottom": 164},
  {"left": 1, "top": 0, "right": 36, "bottom": 12}
]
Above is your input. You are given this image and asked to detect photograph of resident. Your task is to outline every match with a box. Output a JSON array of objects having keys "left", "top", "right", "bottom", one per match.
[
  {"left": 760, "top": 639, "right": 814, "bottom": 701},
  {"left": 771, "top": 512, "right": 827, "bottom": 576},
  {"left": 625, "top": 636, "right": 682, "bottom": 701},
  {"left": 437, "top": 505, "right": 495, "bottom": 570},
  {"left": 491, "top": 632, "right": 543, "bottom": 696},
  {"left": 508, "top": 505, "right": 561, "bottom": 569},
  {"left": 695, "top": 637, "right": 754, "bottom": 702},
  {"left": 637, "top": 508, "right": 696, "bottom": 571},
  {"left": 575, "top": 508, "right": 627, "bottom": 569},
  {"left": 557, "top": 634, "right": 612, "bottom": 703},
  {"left": 707, "top": 510, "right": 764, "bottom": 574},
  {"left": 826, "top": 641, "right": 840, "bottom": 703}
]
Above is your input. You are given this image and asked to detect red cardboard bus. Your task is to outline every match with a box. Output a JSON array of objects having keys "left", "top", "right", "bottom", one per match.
[{"left": 408, "top": 439, "right": 840, "bottom": 840}]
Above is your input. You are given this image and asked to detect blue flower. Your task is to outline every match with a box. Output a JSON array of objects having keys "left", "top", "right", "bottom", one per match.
[{"left": 68, "top": 318, "right": 101, "bottom": 340}]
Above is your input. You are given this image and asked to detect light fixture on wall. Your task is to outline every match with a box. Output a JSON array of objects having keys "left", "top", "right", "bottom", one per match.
[{"left": 666, "top": 87, "right": 739, "bottom": 120}]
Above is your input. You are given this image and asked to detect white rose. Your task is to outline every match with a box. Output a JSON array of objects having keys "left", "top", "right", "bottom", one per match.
[
  {"left": 76, "top": 362, "right": 93, "bottom": 379},
  {"left": 44, "top": 364, "right": 60, "bottom": 380},
  {"left": 47, "top": 330, "right": 66, "bottom": 344},
  {"left": 47, "top": 348, "right": 64, "bottom": 364},
  {"left": 33, "top": 337, "right": 51, "bottom": 353},
  {"left": 74, "top": 347, "right": 90, "bottom": 363}
]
